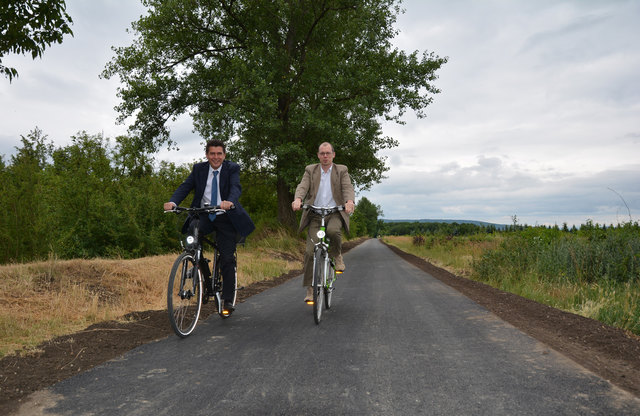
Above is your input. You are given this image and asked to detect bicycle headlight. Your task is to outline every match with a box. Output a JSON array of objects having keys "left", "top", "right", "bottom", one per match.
[
  {"left": 316, "top": 230, "right": 326, "bottom": 239},
  {"left": 186, "top": 235, "right": 196, "bottom": 245}
]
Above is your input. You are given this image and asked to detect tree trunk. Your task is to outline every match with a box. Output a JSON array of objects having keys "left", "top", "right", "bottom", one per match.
[{"left": 277, "top": 176, "right": 297, "bottom": 230}]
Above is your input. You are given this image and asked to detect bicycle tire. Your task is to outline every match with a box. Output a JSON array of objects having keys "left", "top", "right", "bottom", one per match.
[
  {"left": 167, "top": 252, "right": 203, "bottom": 337},
  {"left": 313, "top": 250, "right": 325, "bottom": 324},
  {"left": 325, "top": 266, "right": 335, "bottom": 309}
]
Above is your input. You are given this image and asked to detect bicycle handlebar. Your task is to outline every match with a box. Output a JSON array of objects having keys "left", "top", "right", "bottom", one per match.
[
  {"left": 164, "top": 205, "right": 235, "bottom": 214},
  {"left": 302, "top": 204, "right": 344, "bottom": 216}
]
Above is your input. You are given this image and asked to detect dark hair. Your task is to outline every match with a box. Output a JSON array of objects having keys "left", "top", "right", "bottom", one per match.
[{"left": 206, "top": 139, "right": 226, "bottom": 154}]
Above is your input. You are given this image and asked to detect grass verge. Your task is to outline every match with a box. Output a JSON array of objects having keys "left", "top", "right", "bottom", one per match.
[
  {"left": 383, "top": 234, "right": 640, "bottom": 336},
  {"left": 0, "top": 232, "right": 304, "bottom": 358}
]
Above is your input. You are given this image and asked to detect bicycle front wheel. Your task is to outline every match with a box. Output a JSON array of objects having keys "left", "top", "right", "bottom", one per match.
[
  {"left": 325, "top": 266, "right": 335, "bottom": 309},
  {"left": 313, "top": 251, "right": 326, "bottom": 324},
  {"left": 167, "top": 253, "right": 203, "bottom": 337}
]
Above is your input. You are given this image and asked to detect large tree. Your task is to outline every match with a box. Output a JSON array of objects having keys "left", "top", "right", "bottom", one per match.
[
  {"left": 0, "top": 0, "right": 73, "bottom": 81},
  {"left": 103, "top": 0, "right": 446, "bottom": 228},
  {"left": 351, "top": 197, "right": 383, "bottom": 237}
]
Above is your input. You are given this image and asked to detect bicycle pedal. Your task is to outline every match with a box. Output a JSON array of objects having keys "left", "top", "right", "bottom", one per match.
[
  {"left": 236, "top": 286, "right": 245, "bottom": 291},
  {"left": 336, "top": 270, "right": 343, "bottom": 274}
]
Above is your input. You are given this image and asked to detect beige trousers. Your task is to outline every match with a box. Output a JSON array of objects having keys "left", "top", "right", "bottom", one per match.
[{"left": 302, "top": 212, "right": 343, "bottom": 286}]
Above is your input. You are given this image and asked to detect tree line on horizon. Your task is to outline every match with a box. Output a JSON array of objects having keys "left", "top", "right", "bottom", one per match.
[
  {"left": 379, "top": 217, "right": 638, "bottom": 238},
  {"left": 2, "top": 128, "right": 636, "bottom": 265}
]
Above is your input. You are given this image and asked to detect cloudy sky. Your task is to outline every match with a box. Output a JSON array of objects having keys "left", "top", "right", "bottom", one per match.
[{"left": 1, "top": 0, "right": 639, "bottom": 227}]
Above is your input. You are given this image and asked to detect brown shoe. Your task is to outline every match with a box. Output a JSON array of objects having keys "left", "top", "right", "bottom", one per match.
[
  {"left": 304, "top": 286, "right": 313, "bottom": 303},
  {"left": 335, "top": 255, "right": 345, "bottom": 272}
]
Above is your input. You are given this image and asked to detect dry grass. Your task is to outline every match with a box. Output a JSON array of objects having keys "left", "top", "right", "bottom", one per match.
[
  {"left": 382, "top": 235, "right": 501, "bottom": 277},
  {"left": 0, "top": 242, "right": 304, "bottom": 358}
]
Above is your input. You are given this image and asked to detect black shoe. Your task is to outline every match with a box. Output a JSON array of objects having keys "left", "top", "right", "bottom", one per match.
[{"left": 223, "top": 300, "right": 235, "bottom": 314}]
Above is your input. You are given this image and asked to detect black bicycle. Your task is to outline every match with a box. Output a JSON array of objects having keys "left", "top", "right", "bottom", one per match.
[
  {"left": 164, "top": 205, "right": 238, "bottom": 337},
  {"left": 303, "top": 204, "right": 344, "bottom": 324}
]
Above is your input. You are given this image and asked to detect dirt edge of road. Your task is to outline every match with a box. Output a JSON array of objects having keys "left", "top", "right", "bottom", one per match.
[{"left": 2, "top": 238, "right": 639, "bottom": 415}]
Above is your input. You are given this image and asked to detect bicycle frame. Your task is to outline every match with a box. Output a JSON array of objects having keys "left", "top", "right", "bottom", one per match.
[
  {"left": 165, "top": 205, "right": 236, "bottom": 337},
  {"left": 306, "top": 204, "right": 344, "bottom": 278},
  {"left": 304, "top": 204, "right": 344, "bottom": 323},
  {"left": 311, "top": 213, "right": 336, "bottom": 291}
]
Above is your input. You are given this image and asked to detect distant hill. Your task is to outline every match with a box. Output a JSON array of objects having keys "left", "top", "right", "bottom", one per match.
[{"left": 383, "top": 219, "right": 508, "bottom": 230}]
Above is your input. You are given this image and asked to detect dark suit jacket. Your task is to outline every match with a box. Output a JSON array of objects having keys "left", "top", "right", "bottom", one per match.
[
  {"left": 170, "top": 160, "right": 255, "bottom": 237},
  {"left": 294, "top": 163, "right": 355, "bottom": 234}
]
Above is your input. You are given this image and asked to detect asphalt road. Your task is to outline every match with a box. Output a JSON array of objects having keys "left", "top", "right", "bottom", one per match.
[{"left": 19, "top": 239, "right": 640, "bottom": 415}]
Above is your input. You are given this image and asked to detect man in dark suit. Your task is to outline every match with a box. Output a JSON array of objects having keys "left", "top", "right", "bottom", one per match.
[
  {"left": 292, "top": 142, "right": 355, "bottom": 302},
  {"left": 164, "top": 139, "right": 255, "bottom": 313}
]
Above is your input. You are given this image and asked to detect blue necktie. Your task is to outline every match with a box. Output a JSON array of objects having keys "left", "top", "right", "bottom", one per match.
[{"left": 208, "top": 170, "right": 219, "bottom": 221}]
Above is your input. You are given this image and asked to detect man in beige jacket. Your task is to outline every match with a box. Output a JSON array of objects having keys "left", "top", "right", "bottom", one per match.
[{"left": 292, "top": 142, "right": 355, "bottom": 302}]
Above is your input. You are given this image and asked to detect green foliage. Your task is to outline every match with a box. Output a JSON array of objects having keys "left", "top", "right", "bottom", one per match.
[
  {"left": 386, "top": 230, "right": 640, "bottom": 336},
  {"left": 0, "top": 128, "right": 54, "bottom": 261},
  {"left": 0, "top": 128, "right": 279, "bottom": 264},
  {"left": 102, "top": 0, "right": 447, "bottom": 226},
  {"left": 0, "top": 0, "right": 74, "bottom": 81},
  {"left": 0, "top": 129, "right": 188, "bottom": 263},
  {"left": 474, "top": 223, "right": 640, "bottom": 285},
  {"left": 468, "top": 224, "right": 640, "bottom": 335},
  {"left": 350, "top": 197, "right": 382, "bottom": 237},
  {"left": 238, "top": 169, "right": 278, "bottom": 227}
]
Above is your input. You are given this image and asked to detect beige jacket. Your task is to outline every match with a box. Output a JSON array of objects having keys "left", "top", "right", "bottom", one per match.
[{"left": 294, "top": 163, "right": 355, "bottom": 234}]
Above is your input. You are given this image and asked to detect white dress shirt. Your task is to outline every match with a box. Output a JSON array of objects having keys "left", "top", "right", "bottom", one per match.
[
  {"left": 314, "top": 164, "right": 337, "bottom": 207},
  {"left": 202, "top": 165, "right": 222, "bottom": 207}
]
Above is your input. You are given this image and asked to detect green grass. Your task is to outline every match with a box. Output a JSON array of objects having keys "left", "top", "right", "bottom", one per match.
[{"left": 383, "top": 224, "right": 640, "bottom": 336}]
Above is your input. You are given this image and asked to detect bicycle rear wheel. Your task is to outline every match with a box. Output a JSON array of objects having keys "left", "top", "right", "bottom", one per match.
[
  {"left": 167, "top": 253, "right": 203, "bottom": 337},
  {"left": 325, "top": 266, "right": 335, "bottom": 309},
  {"left": 313, "top": 251, "right": 326, "bottom": 324}
]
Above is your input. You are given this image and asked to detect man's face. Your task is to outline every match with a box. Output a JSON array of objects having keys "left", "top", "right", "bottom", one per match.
[
  {"left": 206, "top": 146, "right": 226, "bottom": 169},
  {"left": 317, "top": 144, "right": 335, "bottom": 168}
]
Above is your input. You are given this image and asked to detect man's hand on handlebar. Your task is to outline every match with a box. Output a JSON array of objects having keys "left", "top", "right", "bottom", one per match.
[
  {"left": 220, "top": 200, "right": 234, "bottom": 210},
  {"left": 345, "top": 200, "right": 355, "bottom": 215},
  {"left": 164, "top": 202, "right": 177, "bottom": 211}
]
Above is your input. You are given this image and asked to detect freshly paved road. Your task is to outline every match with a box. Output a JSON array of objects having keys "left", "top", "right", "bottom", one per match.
[{"left": 19, "top": 239, "right": 640, "bottom": 415}]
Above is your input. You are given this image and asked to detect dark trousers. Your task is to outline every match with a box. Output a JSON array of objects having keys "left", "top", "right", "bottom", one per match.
[{"left": 190, "top": 213, "right": 237, "bottom": 301}]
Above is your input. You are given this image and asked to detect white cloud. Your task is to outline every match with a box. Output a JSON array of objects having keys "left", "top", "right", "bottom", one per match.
[
  {"left": 1, "top": 0, "right": 639, "bottom": 227},
  {"left": 362, "top": 0, "right": 640, "bottom": 226}
]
